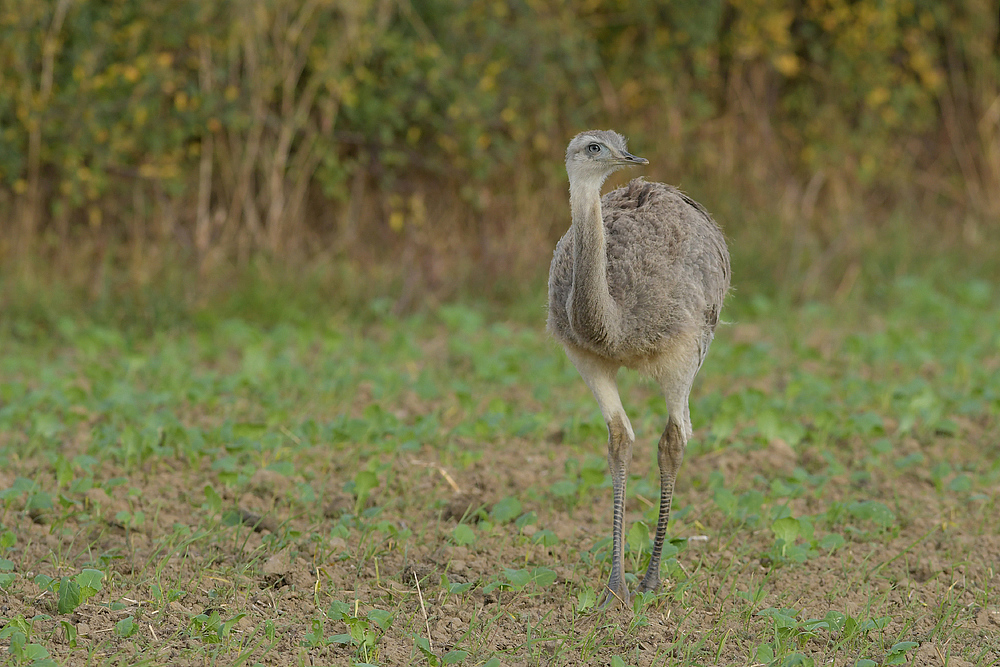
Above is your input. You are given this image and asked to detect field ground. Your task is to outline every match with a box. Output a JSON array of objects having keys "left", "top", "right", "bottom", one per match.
[{"left": 1, "top": 274, "right": 998, "bottom": 666}]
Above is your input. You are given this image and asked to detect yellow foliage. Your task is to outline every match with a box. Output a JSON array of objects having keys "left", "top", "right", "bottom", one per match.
[
  {"left": 0, "top": 0, "right": 995, "bottom": 253},
  {"left": 866, "top": 87, "right": 891, "bottom": 108},
  {"left": 388, "top": 211, "right": 405, "bottom": 233},
  {"left": 87, "top": 206, "right": 102, "bottom": 228},
  {"left": 773, "top": 53, "right": 800, "bottom": 77}
]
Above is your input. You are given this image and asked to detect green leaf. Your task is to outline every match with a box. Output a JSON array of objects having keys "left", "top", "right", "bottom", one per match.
[
  {"left": 532, "top": 567, "right": 557, "bottom": 587},
  {"left": 328, "top": 597, "right": 353, "bottom": 619},
  {"left": 933, "top": 418, "right": 958, "bottom": 435},
  {"left": 233, "top": 422, "right": 268, "bottom": 439},
  {"left": 26, "top": 491, "right": 53, "bottom": 512},
  {"left": 576, "top": 587, "right": 596, "bottom": 612},
  {"left": 820, "top": 610, "right": 846, "bottom": 630},
  {"left": 627, "top": 521, "right": 650, "bottom": 554},
  {"left": 203, "top": 485, "right": 222, "bottom": 512},
  {"left": 948, "top": 474, "right": 972, "bottom": 492},
  {"left": 55, "top": 456, "right": 74, "bottom": 488},
  {"left": 447, "top": 581, "right": 473, "bottom": 595},
  {"left": 930, "top": 461, "right": 952, "bottom": 484},
  {"left": 886, "top": 640, "right": 918, "bottom": 661},
  {"left": 713, "top": 488, "right": 737, "bottom": 515},
  {"left": 367, "top": 609, "right": 392, "bottom": 631},
  {"left": 531, "top": 529, "right": 559, "bottom": 546},
  {"left": 894, "top": 452, "right": 924, "bottom": 470},
  {"left": 61, "top": 620, "right": 78, "bottom": 648},
  {"left": 304, "top": 618, "right": 325, "bottom": 646},
  {"left": 0, "top": 530, "right": 15, "bottom": 550},
  {"left": 221, "top": 614, "right": 245, "bottom": 639},
  {"left": 57, "top": 577, "right": 82, "bottom": 614},
  {"left": 771, "top": 516, "right": 802, "bottom": 556},
  {"left": 345, "top": 615, "right": 371, "bottom": 645},
  {"left": 115, "top": 616, "right": 138, "bottom": 638},
  {"left": 415, "top": 636, "right": 440, "bottom": 666},
  {"left": 266, "top": 461, "right": 295, "bottom": 476},
  {"left": 502, "top": 568, "right": 531, "bottom": 589},
  {"left": 76, "top": 569, "right": 105, "bottom": 600},
  {"left": 354, "top": 470, "right": 379, "bottom": 504},
  {"left": 756, "top": 644, "right": 775, "bottom": 664},
  {"left": 549, "top": 479, "right": 577, "bottom": 498},
  {"left": 758, "top": 607, "right": 799, "bottom": 628},
  {"left": 771, "top": 517, "right": 801, "bottom": 544},
  {"left": 22, "top": 643, "right": 51, "bottom": 661},
  {"left": 443, "top": 649, "right": 468, "bottom": 664},
  {"left": 818, "top": 533, "right": 845, "bottom": 551},
  {"left": 490, "top": 496, "right": 521, "bottom": 524},
  {"left": 452, "top": 524, "right": 476, "bottom": 546},
  {"left": 34, "top": 574, "right": 56, "bottom": 592},
  {"left": 848, "top": 501, "right": 895, "bottom": 528}
]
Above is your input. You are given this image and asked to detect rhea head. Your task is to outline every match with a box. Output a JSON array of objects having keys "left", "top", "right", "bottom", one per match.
[{"left": 565, "top": 130, "right": 649, "bottom": 189}]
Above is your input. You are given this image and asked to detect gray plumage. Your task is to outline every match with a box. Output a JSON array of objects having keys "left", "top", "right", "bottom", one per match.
[
  {"left": 547, "top": 130, "right": 730, "bottom": 606},
  {"left": 547, "top": 177, "right": 729, "bottom": 363}
]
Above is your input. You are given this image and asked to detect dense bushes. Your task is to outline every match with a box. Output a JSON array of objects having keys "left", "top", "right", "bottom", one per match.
[{"left": 1, "top": 0, "right": 997, "bottom": 288}]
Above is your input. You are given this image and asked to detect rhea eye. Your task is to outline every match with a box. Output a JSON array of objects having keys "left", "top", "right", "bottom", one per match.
[{"left": 587, "top": 143, "right": 601, "bottom": 154}]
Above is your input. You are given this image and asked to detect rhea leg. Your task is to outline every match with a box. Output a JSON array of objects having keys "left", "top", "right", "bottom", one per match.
[
  {"left": 638, "top": 417, "right": 686, "bottom": 592},
  {"left": 639, "top": 352, "right": 700, "bottom": 593},
  {"left": 564, "top": 346, "right": 634, "bottom": 607}
]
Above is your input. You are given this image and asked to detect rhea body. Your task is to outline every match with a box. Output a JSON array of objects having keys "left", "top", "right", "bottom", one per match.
[{"left": 547, "top": 130, "right": 730, "bottom": 605}]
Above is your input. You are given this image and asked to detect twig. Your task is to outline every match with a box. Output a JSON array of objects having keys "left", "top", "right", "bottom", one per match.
[
  {"left": 634, "top": 494, "right": 654, "bottom": 508},
  {"left": 414, "top": 571, "right": 432, "bottom": 651},
  {"left": 280, "top": 425, "right": 302, "bottom": 445},
  {"left": 605, "top": 584, "right": 628, "bottom": 608},
  {"left": 408, "top": 458, "right": 462, "bottom": 493},
  {"left": 437, "top": 468, "right": 461, "bottom": 494}
]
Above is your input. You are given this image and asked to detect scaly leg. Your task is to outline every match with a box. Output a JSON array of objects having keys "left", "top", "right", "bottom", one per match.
[
  {"left": 563, "top": 346, "right": 634, "bottom": 608},
  {"left": 603, "top": 412, "right": 633, "bottom": 607},
  {"left": 638, "top": 418, "right": 685, "bottom": 592},
  {"left": 639, "top": 348, "right": 699, "bottom": 593}
]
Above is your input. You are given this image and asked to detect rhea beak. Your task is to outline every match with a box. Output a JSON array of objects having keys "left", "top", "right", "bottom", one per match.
[{"left": 619, "top": 152, "right": 649, "bottom": 166}]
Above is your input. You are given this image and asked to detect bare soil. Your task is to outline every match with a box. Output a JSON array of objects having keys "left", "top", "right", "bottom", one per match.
[{"left": 5, "top": 417, "right": 999, "bottom": 666}]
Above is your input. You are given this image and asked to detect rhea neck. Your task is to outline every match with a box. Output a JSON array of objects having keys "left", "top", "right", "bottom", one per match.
[{"left": 567, "top": 167, "right": 621, "bottom": 348}]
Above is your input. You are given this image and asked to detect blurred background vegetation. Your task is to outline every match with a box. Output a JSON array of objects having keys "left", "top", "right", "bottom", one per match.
[{"left": 1, "top": 0, "right": 998, "bottom": 323}]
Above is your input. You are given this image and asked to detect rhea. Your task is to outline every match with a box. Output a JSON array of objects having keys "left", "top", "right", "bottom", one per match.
[{"left": 547, "top": 130, "right": 730, "bottom": 606}]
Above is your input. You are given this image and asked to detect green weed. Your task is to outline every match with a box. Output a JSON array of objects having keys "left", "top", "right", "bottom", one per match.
[{"left": 1, "top": 274, "right": 998, "bottom": 665}]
